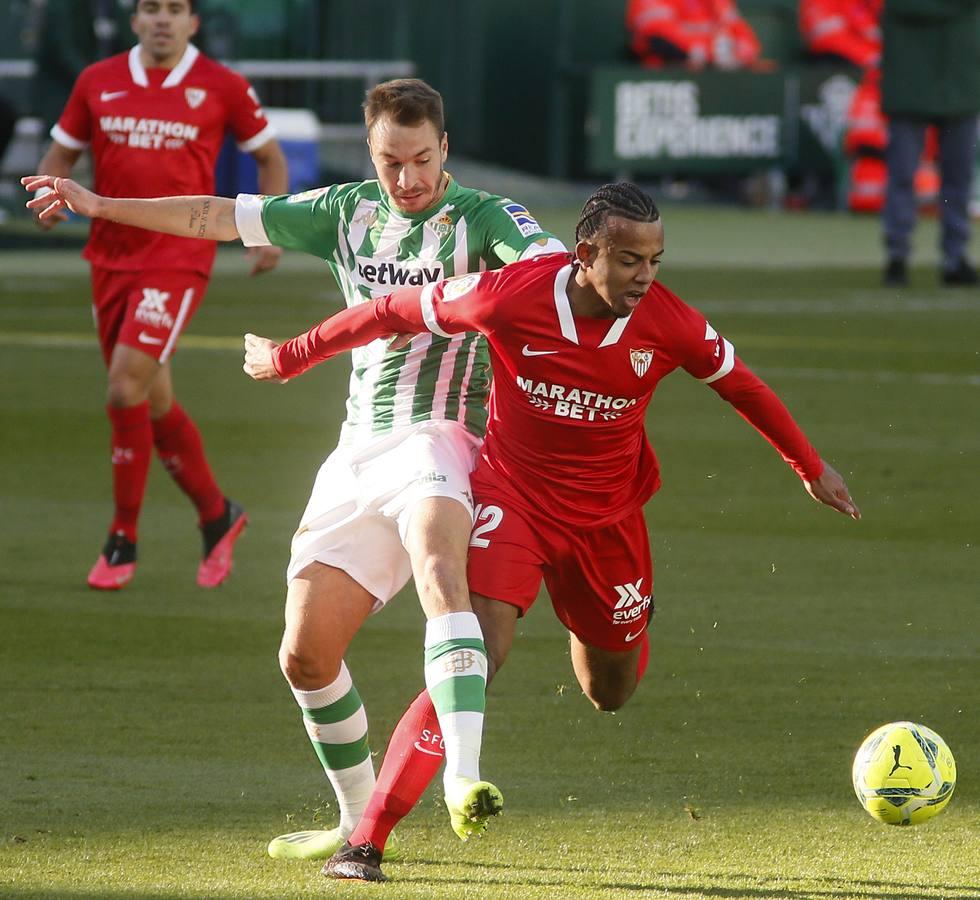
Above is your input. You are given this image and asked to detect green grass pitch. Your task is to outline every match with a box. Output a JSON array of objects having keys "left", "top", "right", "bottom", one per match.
[{"left": 1, "top": 205, "right": 978, "bottom": 898}]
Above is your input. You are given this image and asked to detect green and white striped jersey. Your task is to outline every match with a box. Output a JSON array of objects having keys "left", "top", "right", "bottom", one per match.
[{"left": 235, "top": 176, "right": 563, "bottom": 445}]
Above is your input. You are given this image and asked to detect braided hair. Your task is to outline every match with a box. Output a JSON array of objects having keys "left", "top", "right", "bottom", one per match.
[{"left": 574, "top": 183, "right": 660, "bottom": 243}]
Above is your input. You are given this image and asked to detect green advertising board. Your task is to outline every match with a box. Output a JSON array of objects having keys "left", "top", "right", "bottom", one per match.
[
  {"left": 794, "top": 66, "right": 861, "bottom": 176},
  {"left": 589, "top": 67, "right": 791, "bottom": 175}
]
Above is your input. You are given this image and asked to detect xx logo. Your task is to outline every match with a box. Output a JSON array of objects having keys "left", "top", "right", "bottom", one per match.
[
  {"left": 138, "top": 288, "right": 170, "bottom": 313},
  {"left": 613, "top": 578, "right": 647, "bottom": 609}
]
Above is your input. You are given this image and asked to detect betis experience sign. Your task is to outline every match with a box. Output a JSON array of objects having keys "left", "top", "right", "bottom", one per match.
[{"left": 589, "top": 68, "right": 788, "bottom": 174}]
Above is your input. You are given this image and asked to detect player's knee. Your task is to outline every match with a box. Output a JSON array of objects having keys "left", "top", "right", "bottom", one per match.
[
  {"left": 279, "top": 643, "right": 338, "bottom": 691},
  {"left": 586, "top": 688, "right": 630, "bottom": 713},
  {"left": 148, "top": 395, "right": 172, "bottom": 419},
  {"left": 415, "top": 552, "right": 468, "bottom": 616},
  {"left": 106, "top": 371, "right": 151, "bottom": 408},
  {"left": 582, "top": 675, "right": 636, "bottom": 712}
]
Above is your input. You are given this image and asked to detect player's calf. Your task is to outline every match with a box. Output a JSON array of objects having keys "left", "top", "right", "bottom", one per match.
[{"left": 570, "top": 632, "right": 649, "bottom": 712}]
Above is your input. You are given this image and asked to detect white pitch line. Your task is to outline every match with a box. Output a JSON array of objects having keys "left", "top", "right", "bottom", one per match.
[
  {"left": 0, "top": 331, "right": 243, "bottom": 351},
  {"left": 755, "top": 366, "right": 980, "bottom": 388},
  {"left": 1, "top": 330, "right": 976, "bottom": 388},
  {"left": 696, "top": 295, "right": 978, "bottom": 314}
]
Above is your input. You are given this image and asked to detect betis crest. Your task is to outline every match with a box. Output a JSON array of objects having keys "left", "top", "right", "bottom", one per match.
[
  {"left": 629, "top": 348, "right": 654, "bottom": 377},
  {"left": 428, "top": 213, "right": 453, "bottom": 239}
]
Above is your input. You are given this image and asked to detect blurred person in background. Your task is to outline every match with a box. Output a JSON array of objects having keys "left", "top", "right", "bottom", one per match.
[
  {"left": 30, "top": 0, "right": 287, "bottom": 590},
  {"left": 881, "top": 0, "right": 979, "bottom": 287},
  {"left": 799, "top": 1, "right": 941, "bottom": 216},
  {"left": 626, "top": 0, "right": 765, "bottom": 70},
  {"left": 800, "top": 0, "right": 880, "bottom": 68},
  {"left": 30, "top": 0, "right": 238, "bottom": 131},
  {"left": 800, "top": 0, "right": 888, "bottom": 213}
]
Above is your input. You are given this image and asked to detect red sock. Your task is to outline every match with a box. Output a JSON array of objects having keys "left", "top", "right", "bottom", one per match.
[
  {"left": 636, "top": 633, "right": 650, "bottom": 681},
  {"left": 348, "top": 690, "right": 443, "bottom": 850},
  {"left": 151, "top": 402, "right": 225, "bottom": 525},
  {"left": 108, "top": 402, "right": 153, "bottom": 543}
]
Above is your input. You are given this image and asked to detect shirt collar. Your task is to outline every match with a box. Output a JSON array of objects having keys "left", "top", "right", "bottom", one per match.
[
  {"left": 553, "top": 264, "right": 633, "bottom": 346},
  {"left": 128, "top": 43, "right": 200, "bottom": 88}
]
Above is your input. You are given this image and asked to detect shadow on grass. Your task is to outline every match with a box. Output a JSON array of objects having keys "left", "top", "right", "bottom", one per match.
[
  {"left": 2, "top": 860, "right": 979, "bottom": 899},
  {"left": 396, "top": 858, "right": 980, "bottom": 899}
]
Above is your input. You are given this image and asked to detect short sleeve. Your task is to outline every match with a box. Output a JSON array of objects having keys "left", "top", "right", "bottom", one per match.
[
  {"left": 51, "top": 68, "right": 93, "bottom": 149},
  {"left": 674, "top": 303, "right": 736, "bottom": 384},
  {"left": 236, "top": 186, "right": 341, "bottom": 256},
  {"left": 225, "top": 74, "right": 276, "bottom": 152},
  {"left": 475, "top": 197, "right": 562, "bottom": 267}
]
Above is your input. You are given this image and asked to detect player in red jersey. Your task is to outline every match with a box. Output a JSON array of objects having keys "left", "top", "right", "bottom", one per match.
[
  {"left": 241, "top": 183, "right": 860, "bottom": 882},
  {"left": 32, "top": 0, "right": 288, "bottom": 590}
]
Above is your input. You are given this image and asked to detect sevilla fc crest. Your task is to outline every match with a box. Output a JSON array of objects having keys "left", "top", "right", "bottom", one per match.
[
  {"left": 630, "top": 348, "right": 654, "bottom": 377},
  {"left": 185, "top": 88, "right": 207, "bottom": 109}
]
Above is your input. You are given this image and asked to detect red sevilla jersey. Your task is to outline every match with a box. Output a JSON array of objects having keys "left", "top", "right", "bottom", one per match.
[
  {"left": 275, "top": 253, "right": 824, "bottom": 526},
  {"left": 54, "top": 44, "right": 274, "bottom": 273}
]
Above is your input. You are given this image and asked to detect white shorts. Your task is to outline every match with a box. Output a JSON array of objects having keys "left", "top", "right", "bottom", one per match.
[{"left": 287, "top": 420, "right": 481, "bottom": 609}]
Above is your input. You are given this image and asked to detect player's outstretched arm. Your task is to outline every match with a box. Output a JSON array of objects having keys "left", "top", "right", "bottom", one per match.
[
  {"left": 804, "top": 461, "right": 861, "bottom": 520},
  {"left": 707, "top": 358, "right": 860, "bottom": 520},
  {"left": 22, "top": 175, "right": 240, "bottom": 241},
  {"left": 243, "top": 286, "right": 434, "bottom": 383}
]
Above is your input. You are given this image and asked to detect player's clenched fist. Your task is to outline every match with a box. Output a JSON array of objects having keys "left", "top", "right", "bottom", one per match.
[
  {"left": 22, "top": 175, "right": 100, "bottom": 226},
  {"left": 243, "top": 333, "right": 287, "bottom": 382}
]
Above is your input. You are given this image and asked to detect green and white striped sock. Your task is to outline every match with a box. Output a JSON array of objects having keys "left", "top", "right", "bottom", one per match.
[
  {"left": 423, "top": 611, "right": 488, "bottom": 784},
  {"left": 291, "top": 662, "right": 375, "bottom": 836}
]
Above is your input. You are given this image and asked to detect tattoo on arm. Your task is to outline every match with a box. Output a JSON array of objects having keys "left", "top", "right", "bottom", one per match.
[
  {"left": 197, "top": 199, "right": 210, "bottom": 238},
  {"left": 188, "top": 207, "right": 200, "bottom": 233}
]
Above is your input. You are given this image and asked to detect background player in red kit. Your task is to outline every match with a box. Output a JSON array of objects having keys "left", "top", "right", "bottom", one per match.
[
  {"left": 241, "top": 183, "right": 860, "bottom": 882},
  {"left": 33, "top": 0, "right": 288, "bottom": 590}
]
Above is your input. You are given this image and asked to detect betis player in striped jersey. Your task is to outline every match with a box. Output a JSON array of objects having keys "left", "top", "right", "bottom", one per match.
[
  {"left": 27, "top": 78, "right": 565, "bottom": 866},
  {"left": 233, "top": 172, "right": 551, "bottom": 444}
]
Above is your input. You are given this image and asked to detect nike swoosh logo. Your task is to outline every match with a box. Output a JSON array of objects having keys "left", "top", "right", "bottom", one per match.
[
  {"left": 413, "top": 741, "right": 443, "bottom": 757},
  {"left": 624, "top": 630, "right": 643, "bottom": 642},
  {"left": 522, "top": 344, "right": 559, "bottom": 356},
  {"left": 100, "top": 90, "right": 128, "bottom": 102},
  {"left": 138, "top": 331, "right": 164, "bottom": 345}
]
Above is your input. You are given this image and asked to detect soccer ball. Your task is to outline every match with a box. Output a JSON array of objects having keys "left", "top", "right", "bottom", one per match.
[{"left": 852, "top": 721, "right": 956, "bottom": 826}]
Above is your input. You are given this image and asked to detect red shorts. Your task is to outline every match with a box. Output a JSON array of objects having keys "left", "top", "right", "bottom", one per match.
[
  {"left": 467, "top": 462, "right": 654, "bottom": 652},
  {"left": 90, "top": 267, "right": 209, "bottom": 365}
]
